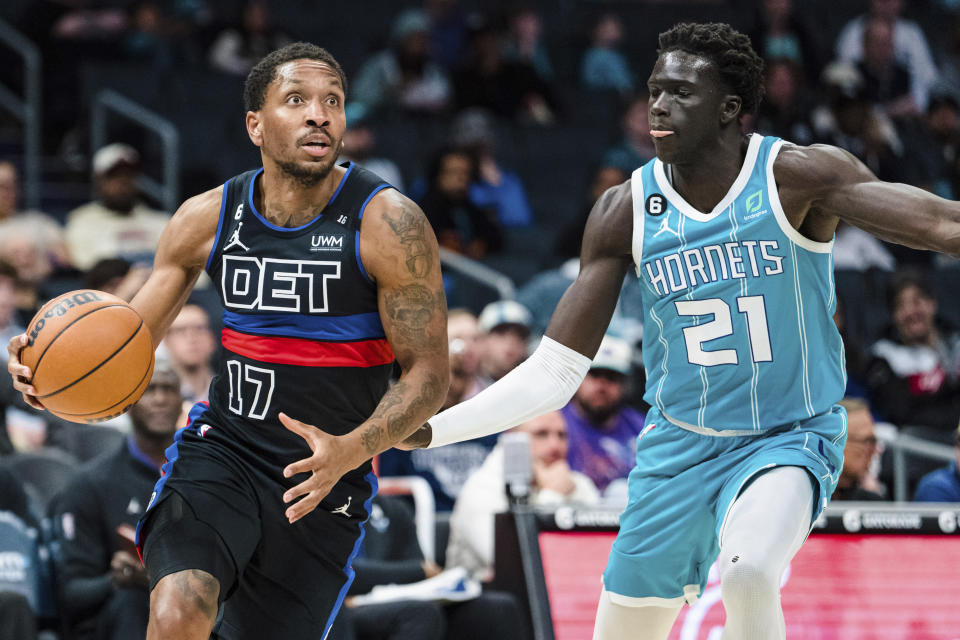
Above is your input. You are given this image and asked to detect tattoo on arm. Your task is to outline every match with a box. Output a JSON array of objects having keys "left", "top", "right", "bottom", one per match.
[
  {"left": 360, "top": 375, "right": 444, "bottom": 454},
  {"left": 384, "top": 205, "right": 433, "bottom": 278},
  {"left": 384, "top": 284, "right": 440, "bottom": 348}
]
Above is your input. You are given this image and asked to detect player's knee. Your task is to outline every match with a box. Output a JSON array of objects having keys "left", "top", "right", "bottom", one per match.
[
  {"left": 719, "top": 556, "right": 780, "bottom": 606},
  {"left": 150, "top": 570, "right": 220, "bottom": 631}
]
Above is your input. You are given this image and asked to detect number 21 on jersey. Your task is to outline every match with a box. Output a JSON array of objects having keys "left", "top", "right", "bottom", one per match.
[{"left": 675, "top": 296, "right": 772, "bottom": 366}]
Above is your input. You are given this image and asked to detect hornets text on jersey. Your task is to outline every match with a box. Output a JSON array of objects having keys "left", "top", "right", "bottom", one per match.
[{"left": 631, "top": 134, "right": 845, "bottom": 433}]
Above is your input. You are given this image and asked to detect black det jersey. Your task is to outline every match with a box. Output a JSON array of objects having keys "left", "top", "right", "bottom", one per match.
[{"left": 197, "top": 162, "right": 394, "bottom": 472}]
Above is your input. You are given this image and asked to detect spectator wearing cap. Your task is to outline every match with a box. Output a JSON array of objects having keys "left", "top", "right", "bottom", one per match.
[
  {"left": 49, "top": 360, "right": 182, "bottom": 640},
  {"left": 65, "top": 144, "right": 170, "bottom": 270},
  {"left": 377, "top": 307, "right": 500, "bottom": 511},
  {"left": 561, "top": 334, "right": 645, "bottom": 494},
  {"left": 351, "top": 8, "right": 451, "bottom": 118},
  {"left": 832, "top": 398, "right": 885, "bottom": 501},
  {"left": 477, "top": 300, "right": 532, "bottom": 383},
  {"left": 914, "top": 424, "right": 960, "bottom": 502}
]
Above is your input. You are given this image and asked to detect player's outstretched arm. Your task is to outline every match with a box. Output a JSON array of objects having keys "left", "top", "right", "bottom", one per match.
[
  {"left": 399, "top": 181, "right": 635, "bottom": 450},
  {"left": 775, "top": 144, "right": 960, "bottom": 258},
  {"left": 279, "top": 190, "right": 449, "bottom": 523},
  {"left": 5, "top": 187, "right": 221, "bottom": 409},
  {"left": 129, "top": 187, "right": 223, "bottom": 348}
]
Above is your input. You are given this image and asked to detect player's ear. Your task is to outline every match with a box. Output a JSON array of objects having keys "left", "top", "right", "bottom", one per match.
[
  {"left": 719, "top": 94, "right": 742, "bottom": 126},
  {"left": 246, "top": 111, "right": 264, "bottom": 147}
]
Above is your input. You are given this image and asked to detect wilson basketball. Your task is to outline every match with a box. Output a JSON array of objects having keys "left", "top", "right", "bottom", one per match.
[{"left": 19, "top": 290, "right": 154, "bottom": 424}]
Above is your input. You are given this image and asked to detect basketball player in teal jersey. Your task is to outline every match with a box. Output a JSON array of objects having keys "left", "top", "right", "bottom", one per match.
[{"left": 396, "top": 23, "right": 960, "bottom": 639}]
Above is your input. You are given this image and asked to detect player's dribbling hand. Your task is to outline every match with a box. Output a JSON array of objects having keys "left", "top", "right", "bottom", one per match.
[
  {"left": 6, "top": 334, "right": 44, "bottom": 410},
  {"left": 279, "top": 412, "right": 362, "bottom": 524}
]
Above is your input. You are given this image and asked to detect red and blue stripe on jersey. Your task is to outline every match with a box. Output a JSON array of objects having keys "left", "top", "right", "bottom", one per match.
[{"left": 220, "top": 310, "right": 394, "bottom": 368}]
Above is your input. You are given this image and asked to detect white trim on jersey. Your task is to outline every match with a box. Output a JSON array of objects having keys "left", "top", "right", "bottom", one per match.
[
  {"left": 660, "top": 410, "right": 762, "bottom": 437},
  {"left": 652, "top": 134, "right": 763, "bottom": 222},
  {"left": 766, "top": 139, "right": 834, "bottom": 254},
  {"left": 630, "top": 169, "right": 646, "bottom": 270},
  {"left": 789, "top": 240, "right": 816, "bottom": 418}
]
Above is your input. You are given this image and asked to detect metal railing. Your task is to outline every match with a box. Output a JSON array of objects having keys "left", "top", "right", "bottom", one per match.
[
  {"left": 439, "top": 248, "right": 516, "bottom": 301},
  {"left": 91, "top": 89, "right": 180, "bottom": 213},
  {"left": 882, "top": 430, "right": 955, "bottom": 502},
  {"left": 0, "top": 19, "right": 41, "bottom": 210}
]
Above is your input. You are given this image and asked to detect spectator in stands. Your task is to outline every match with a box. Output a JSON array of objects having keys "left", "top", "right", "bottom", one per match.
[
  {"left": 449, "top": 109, "right": 534, "bottom": 228},
  {"left": 811, "top": 62, "right": 905, "bottom": 183},
  {"left": 351, "top": 9, "right": 451, "bottom": 118},
  {"left": 208, "top": 1, "right": 291, "bottom": 76},
  {"left": 83, "top": 258, "right": 151, "bottom": 303},
  {"left": 835, "top": 0, "right": 939, "bottom": 112},
  {"left": 49, "top": 360, "right": 181, "bottom": 640},
  {"left": 65, "top": 144, "right": 170, "bottom": 271},
  {"left": 453, "top": 17, "right": 556, "bottom": 124},
  {"left": 866, "top": 270, "right": 960, "bottom": 443},
  {"left": 378, "top": 308, "right": 499, "bottom": 511},
  {"left": 908, "top": 92, "right": 960, "bottom": 198},
  {"left": 162, "top": 304, "right": 216, "bottom": 406},
  {"left": 445, "top": 309, "right": 488, "bottom": 408},
  {"left": 477, "top": 300, "right": 531, "bottom": 383},
  {"left": 502, "top": 5, "right": 553, "bottom": 85},
  {"left": 914, "top": 423, "right": 960, "bottom": 501},
  {"left": 122, "top": 1, "right": 173, "bottom": 69},
  {"left": 580, "top": 12, "right": 633, "bottom": 95},
  {"left": 832, "top": 398, "right": 885, "bottom": 500},
  {"left": 554, "top": 165, "right": 627, "bottom": 261},
  {"left": 340, "top": 116, "right": 405, "bottom": 192},
  {"left": 0, "top": 224, "right": 56, "bottom": 328},
  {"left": 0, "top": 260, "right": 22, "bottom": 364},
  {"left": 0, "top": 161, "right": 69, "bottom": 269},
  {"left": 447, "top": 411, "right": 600, "bottom": 579},
  {"left": 0, "top": 466, "right": 40, "bottom": 640},
  {"left": 599, "top": 93, "right": 656, "bottom": 176},
  {"left": 328, "top": 493, "right": 528, "bottom": 640},
  {"left": 833, "top": 296, "right": 872, "bottom": 402},
  {"left": 425, "top": 0, "right": 469, "bottom": 70},
  {"left": 858, "top": 17, "right": 918, "bottom": 118},
  {"left": 754, "top": 58, "right": 816, "bottom": 145},
  {"left": 561, "top": 335, "right": 645, "bottom": 495},
  {"left": 420, "top": 146, "right": 502, "bottom": 259},
  {"left": 747, "top": 0, "right": 823, "bottom": 85}
]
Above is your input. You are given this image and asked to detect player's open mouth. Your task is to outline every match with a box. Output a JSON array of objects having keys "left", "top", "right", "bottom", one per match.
[
  {"left": 650, "top": 130, "right": 674, "bottom": 138},
  {"left": 301, "top": 141, "right": 331, "bottom": 157}
]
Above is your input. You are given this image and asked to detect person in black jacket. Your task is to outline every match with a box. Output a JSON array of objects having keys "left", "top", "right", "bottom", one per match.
[
  {"left": 328, "top": 493, "right": 527, "bottom": 640},
  {"left": 49, "top": 360, "right": 182, "bottom": 640}
]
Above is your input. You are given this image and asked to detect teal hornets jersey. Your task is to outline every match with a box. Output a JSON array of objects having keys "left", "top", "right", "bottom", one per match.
[{"left": 631, "top": 134, "right": 846, "bottom": 433}]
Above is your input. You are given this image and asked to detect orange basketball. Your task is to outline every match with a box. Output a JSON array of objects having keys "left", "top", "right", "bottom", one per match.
[{"left": 19, "top": 289, "right": 154, "bottom": 424}]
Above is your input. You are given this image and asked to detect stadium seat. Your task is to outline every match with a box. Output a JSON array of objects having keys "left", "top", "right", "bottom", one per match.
[{"left": 0, "top": 449, "right": 78, "bottom": 515}]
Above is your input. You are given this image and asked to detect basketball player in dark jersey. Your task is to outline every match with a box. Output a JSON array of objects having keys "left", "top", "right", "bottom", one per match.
[{"left": 7, "top": 43, "right": 449, "bottom": 640}]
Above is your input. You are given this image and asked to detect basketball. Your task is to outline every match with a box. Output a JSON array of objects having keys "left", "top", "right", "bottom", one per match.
[{"left": 19, "top": 289, "right": 155, "bottom": 424}]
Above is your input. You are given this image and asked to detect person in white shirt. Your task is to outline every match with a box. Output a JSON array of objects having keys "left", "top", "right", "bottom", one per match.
[
  {"left": 65, "top": 144, "right": 170, "bottom": 270},
  {"left": 446, "top": 410, "right": 599, "bottom": 580}
]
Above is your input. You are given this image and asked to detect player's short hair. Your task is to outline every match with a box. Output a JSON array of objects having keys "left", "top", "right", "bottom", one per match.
[
  {"left": 657, "top": 22, "right": 765, "bottom": 116},
  {"left": 243, "top": 42, "right": 347, "bottom": 112}
]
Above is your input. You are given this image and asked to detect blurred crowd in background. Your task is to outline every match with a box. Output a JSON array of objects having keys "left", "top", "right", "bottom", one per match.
[{"left": 3, "top": 0, "right": 960, "bottom": 638}]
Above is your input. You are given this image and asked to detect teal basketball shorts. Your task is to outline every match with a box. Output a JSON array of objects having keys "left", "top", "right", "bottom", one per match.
[{"left": 602, "top": 405, "right": 846, "bottom": 605}]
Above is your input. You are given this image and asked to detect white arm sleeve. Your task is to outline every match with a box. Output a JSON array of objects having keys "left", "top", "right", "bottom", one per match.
[{"left": 427, "top": 336, "right": 592, "bottom": 448}]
